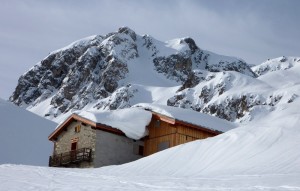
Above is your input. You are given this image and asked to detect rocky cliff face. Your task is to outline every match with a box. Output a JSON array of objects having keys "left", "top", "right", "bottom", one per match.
[{"left": 11, "top": 27, "right": 296, "bottom": 124}]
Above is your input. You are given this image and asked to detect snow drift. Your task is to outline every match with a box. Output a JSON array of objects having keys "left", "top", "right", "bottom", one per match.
[
  {"left": 76, "top": 108, "right": 152, "bottom": 140},
  {"left": 0, "top": 98, "right": 56, "bottom": 166}
]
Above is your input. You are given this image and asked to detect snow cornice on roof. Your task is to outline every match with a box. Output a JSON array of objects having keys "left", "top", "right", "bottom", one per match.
[
  {"left": 135, "top": 103, "right": 237, "bottom": 133},
  {"left": 48, "top": 114, "right": 125, "bottom": 141},
  {"left": 49, "top": 105, "right": 235, "bottom": 141},
  {"left": 149, "top": 111, "right": 222, "bottom": 135}
]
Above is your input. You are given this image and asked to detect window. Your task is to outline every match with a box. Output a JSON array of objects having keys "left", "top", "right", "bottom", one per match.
[
  {"left": 75, "top": 125, "right": 81, "bottom": 133},
  {"left": 71, "top": 142, "right": 77, "bottom": 151},
  {"left": 138, "top": 145, "right": 144, "bottom": 156},
  {"left": 155, "top": 120, "right": 160, "bottom": 127},
  {"left": 71, "top": 137, "right": 79, "bottom": 151},
  {"left": 133, "top": 144, "right": 144, "bottom": 156},
  {"left": 158, "top": 141, "right": 169, "bottom": 151}
]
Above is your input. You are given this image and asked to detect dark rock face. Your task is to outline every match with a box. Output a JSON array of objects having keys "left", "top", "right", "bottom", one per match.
[
  {"left": 10, "top": 32, "right": 132, "bottom": 114},
  {"left": 177, "top": 72, "right": 201, "bottom": 92},
  {"left": 206, "top": 60, "right": 256, "bottom": 77},
  {"left": 94, "top": 84, "right": 137, "bottom": 110},
  {"left": 166, "top": 68, "right": 291, "bottom": 122},
  {"left": 168, "top": 87, "right": 285, "bottom": 122},
  {"left": 182, "top": 37, "right": 198, "bottom": 54},
  {"left": 154, "top": 54, "right": 193, "bottom": 82}
]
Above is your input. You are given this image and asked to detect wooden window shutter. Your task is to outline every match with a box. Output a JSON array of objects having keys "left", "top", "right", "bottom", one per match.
[{"left": 75, "top": 125, "right": 81, "bottom": 133}]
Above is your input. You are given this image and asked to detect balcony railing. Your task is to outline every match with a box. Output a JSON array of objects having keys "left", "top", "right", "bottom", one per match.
[{"left": 49, "top": 148, "right": 93, "bottom": 167}]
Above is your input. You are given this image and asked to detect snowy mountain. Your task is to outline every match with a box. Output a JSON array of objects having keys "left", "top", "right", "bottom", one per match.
[
  {"left": 2, "top": 53, "right": 300, "bottom": 190},
  {"left": 3, "top": 27, "right": 300, "bottom": 190},
  {"left": 10, "top": 27, "right": 257, "bottom": 123},
  {"left": 0, "top": 98, "right": 56, "bottom": 166}
]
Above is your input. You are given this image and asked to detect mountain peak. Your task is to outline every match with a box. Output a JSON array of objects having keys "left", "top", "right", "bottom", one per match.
[
  {"left": 117, "top": 26, "right": 137, "bottom": 41},
  {"left": 180, "top": 37, "right": 199, "bottom": 53},
  {"left": 10, "top": 27, "right": 256, "bottom": 122}
]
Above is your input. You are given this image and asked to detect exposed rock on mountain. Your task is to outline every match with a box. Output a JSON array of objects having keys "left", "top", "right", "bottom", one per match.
[
  {"left": 252, "top": 56, "right": 300, "bottom": 76},
  {"left": 10, "top": 27, "right": 297, "bottom": 124},
  {"left": 167, "top": 55, "right": 300, "bottom": 122}
]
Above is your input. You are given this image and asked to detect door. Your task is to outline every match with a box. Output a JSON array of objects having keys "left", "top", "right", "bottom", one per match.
[
  {"left": 71, "top": 142, "right": 77, "bottom": 151},
  {"left": 70, "top": 142, "right": 77, "bottom": 161}
]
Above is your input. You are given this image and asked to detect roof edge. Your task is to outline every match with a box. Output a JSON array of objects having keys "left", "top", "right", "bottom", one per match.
[
  {"left": 151, "top": 111, "right": 222, "bottom": 135},
  {"left": 48, "top": 113, "right": 126, "bottom": 141},
  {"left": 48, "top": 114, "right": 97, "bottom": 141}
]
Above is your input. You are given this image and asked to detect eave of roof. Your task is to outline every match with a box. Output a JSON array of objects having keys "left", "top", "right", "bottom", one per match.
[
  {"left": 151, "top": 111, "right": 222, "bottom": 135},
  {"left": 49, "top": 109, "right": 223, "bottom": 141},
  {"left": 48, "top": 114, "right": 125, "bottom": 141}
]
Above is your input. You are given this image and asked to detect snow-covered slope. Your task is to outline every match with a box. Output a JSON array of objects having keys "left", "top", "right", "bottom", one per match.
[
  {"left": 0, "top": 98, "right": 56, "bottom": 166},
  {"left": 166, "top": 56, "right": 300, "bottom": 123},
  {"left": 1, "top": 164, "right": 299, "bottom": 190},
  {"left": 1, "top": 67, "right": 300, "bottom": 189},
  {"left": 9, "top": 27, "right": 256, "bottom": 123},
  {"left": 100, "top": 104, "right": 300, "bottom": 177},
  {"left": 99, "top": 57, "right": 300, "bottom": 177},
  {"left": 252, "top": 56, "right": 300, "bottom": 76}
]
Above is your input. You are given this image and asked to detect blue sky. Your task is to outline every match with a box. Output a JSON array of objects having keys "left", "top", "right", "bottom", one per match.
[{"left": 1, "top": 0, "right": 299, "bottom": 99}]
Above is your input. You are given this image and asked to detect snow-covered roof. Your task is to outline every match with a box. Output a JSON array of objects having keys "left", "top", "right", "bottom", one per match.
[
  {"left": 76, "top": 108, "right": 152, "bottom": 140},
  {"left": 51, "top": 104, "right": 236, "bottom": 141},
  {"left": 134, "top": 103, "right": 237, "bottom": 133},
  {"left": 77, "top": 104, "right": 236, "bottom": 139}
]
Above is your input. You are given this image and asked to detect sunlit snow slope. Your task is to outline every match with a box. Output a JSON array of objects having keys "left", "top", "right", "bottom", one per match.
[
  {"left": 0, "top": 98, "right": 56, "bottom": 166},
  {"left": 97, "top": 57, "right": 300, "bottom": 177}
]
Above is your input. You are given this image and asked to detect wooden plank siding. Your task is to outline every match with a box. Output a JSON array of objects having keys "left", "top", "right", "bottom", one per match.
[
  {"left": 144, "top": 117, "right": 177, "bottom": 156},
  {"left": 176, "top": 134, "right": 198, "bottom": 145},
  {"left": 147, "top": 118, "right": 177, "bottom": 139},
  {"left": 144, "top": 134, "right": 177, "bottom": 156},
  {"left": 144, "top": 117, "right": 218, "bottom": 156},
  {"left": 177, "top": 125, "right": 214, "bottom": 140}
]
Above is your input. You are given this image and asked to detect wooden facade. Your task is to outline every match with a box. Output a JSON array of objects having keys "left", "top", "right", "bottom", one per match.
[{"left": 143, "top": 113, "right": 220, "bottom": 156}]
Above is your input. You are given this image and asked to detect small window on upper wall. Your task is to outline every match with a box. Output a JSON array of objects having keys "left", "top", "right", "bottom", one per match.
[
  {"left": 75, "top": 125, "right": 81, "bottom": 133},
  {"left": 155, "top": 120, "right": 160, "bottom": 127}
]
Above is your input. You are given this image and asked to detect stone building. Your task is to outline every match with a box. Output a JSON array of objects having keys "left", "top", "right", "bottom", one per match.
[{"left": 48, "top": 104, "right": 236, "bottom": 168}]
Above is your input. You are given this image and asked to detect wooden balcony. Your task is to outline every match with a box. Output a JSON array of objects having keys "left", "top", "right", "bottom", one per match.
[{"left": 49, "top": 148, "right": 93, "bottom": 167}]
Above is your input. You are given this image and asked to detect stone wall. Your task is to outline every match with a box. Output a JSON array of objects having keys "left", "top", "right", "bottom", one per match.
[
  {"left": 53, "top": 120, "right": 96, "bottom": 167},
  {"left": 53, "top": 119, "right": 144, "bottom": 168},
  {"left": 94, "top": 130, "right": 144, "bottom": 167}
]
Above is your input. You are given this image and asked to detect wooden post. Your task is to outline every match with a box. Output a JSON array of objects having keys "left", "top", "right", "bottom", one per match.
[
  {"left": 89, "top": 149, "right": 92, "bottom": 162},
  {"left": 60, "top": 153, "right": 62, "bottom": 166}
]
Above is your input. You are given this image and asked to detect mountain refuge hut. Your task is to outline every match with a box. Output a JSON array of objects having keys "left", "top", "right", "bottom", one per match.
[{"left": 48, "top": 104, "right": 236, "bottom": 168}]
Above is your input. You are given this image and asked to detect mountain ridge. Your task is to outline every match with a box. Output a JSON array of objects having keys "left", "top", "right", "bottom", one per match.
[{"left": 9, "top": 27, "right": 299, "bottom": 124}]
